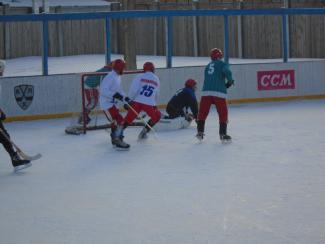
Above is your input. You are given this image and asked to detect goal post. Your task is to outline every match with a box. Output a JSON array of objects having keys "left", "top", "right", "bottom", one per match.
[{"left": 65, "top": 69, "right": 144, "bottom": 135}]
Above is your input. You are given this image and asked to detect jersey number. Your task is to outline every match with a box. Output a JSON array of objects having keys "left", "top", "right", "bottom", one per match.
[
  {"left": 140, "top": 85, "right": 154, "bottom": 97},
  {"left": 207, "top": 63, "right": 215, "bottom": 75}
]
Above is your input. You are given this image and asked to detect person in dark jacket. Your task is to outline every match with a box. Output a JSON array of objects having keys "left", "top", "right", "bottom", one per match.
[
  {"left": 166, "top": 79, "right": 198, "bottom": 122},
  {"left": 0, "top": 108, "right": 32, "bottom": 172}
]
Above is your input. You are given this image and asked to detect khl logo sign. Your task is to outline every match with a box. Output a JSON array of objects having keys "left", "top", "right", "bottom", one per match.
[
  {"left": 257, "top": 70, "right": 295, "bottom": 90},
  {"left": 14, "top": 84, "right": 34, "bottom": 110}
]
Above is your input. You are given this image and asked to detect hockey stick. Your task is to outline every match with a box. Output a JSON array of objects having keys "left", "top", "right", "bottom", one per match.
[
  {"left": 124, "top": 102, "right": 157, "bottom": 136},
  {"left": 103, "top": 110, "right": 117, "bottom": 136},
  {"left": 0, "top": 128, "right": 42, "bottom": 161}
]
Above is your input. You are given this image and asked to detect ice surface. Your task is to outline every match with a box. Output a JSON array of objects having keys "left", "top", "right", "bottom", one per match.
[{"left": 1, "top": 99, "right": 325, "bottom": 244}]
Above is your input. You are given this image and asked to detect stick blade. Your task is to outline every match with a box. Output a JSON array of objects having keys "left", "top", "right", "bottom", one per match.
[{"left": 19, "top": 152, "right": 42, "bottom": 161}]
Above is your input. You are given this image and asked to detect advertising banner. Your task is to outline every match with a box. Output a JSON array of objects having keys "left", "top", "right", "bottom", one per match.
[{"left": 257, "top": 70, "right": 295, "bottom": 91}]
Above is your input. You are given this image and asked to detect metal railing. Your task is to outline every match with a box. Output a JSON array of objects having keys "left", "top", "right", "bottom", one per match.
[{"left": 1, "top": 8, "right": 325, "bottom": 75}]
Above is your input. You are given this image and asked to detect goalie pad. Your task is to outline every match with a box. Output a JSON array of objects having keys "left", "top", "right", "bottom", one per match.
[{"left": 154, "top": 117, "right": 191, "bottom": 132}]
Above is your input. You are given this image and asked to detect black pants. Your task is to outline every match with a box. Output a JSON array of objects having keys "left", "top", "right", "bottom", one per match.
[
  {"left": 0, "top": 121, "right": 15, "bottom": 158},
  {"left": 166, "top": 104, "right": 183, "bottom": 119}
]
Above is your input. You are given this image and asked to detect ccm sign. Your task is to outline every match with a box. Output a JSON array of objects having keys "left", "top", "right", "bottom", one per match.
[{"left": 257, "top": 70, "right": 295, "bottom": 90}]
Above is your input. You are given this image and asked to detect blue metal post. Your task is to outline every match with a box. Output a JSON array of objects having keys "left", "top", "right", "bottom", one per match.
[
  {"left": 105, "top": 17, "right": 111, "bottom": 65},
  {"left": 282, "top": 14, "right": 288, "bottom": 63},
  {"left": 166, "top": 16, "right": 173, "bottom": 68},
  {"left": 223, "top": 15, "right": 229, "bottom": 64},
  {"left": 42, "top": 20, "right": 49, "bottom": 75}
]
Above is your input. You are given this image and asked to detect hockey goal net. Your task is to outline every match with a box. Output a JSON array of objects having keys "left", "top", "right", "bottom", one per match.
[{"left": 65, "top": 69, "right": 144, "bottom": 135}]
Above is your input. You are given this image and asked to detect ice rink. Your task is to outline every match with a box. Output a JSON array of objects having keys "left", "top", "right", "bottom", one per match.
[{"left": 1, "top": 99, "right": 325, "bottom": 244}]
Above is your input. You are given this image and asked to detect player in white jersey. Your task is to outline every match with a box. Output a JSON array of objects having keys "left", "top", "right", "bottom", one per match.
[
  {"left": 99, "top": 59, "right": 130, "bottom": 149},
  {"left": 118, "top": 62, "right": 161, "bottom": 140}
]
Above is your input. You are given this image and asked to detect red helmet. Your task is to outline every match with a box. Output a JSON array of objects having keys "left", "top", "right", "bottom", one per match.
[
  {"left": 210, "top": 48, "right": 223, "bottom": 60},
  {"left": 112, "top": 59, "right": 126, "bottom": 74},
  {"left": 185, "top": 79, "right": 197, "bottom": 88},
  {"left": 143, "top": 62, "right": 155, "bottom": 73}
]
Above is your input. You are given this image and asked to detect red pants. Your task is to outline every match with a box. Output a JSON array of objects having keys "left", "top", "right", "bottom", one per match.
[
  {"left": 104, "top": 106, "right": 124, "bottom": 129},
  {"left": 198, "top": 96, "right": 228, "bottom": 123},
  {"left": 124, "top": 101, "right": 161, "bottom": 125}
]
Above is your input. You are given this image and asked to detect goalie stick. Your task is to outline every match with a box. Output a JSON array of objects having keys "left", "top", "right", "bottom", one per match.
[{"left": 0, "top": 128, "right": 42, "bottom": 161}]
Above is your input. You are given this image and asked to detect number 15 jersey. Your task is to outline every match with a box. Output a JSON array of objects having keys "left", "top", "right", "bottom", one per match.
[{"left": 128, "top": 71, "right": 160, "bottom": 106}]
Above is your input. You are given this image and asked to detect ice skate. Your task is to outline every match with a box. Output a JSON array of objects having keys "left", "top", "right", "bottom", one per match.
[
  {"left": 196, "top": 120, "right": 205, "bottom": 141},
  {"left": 219, "top": 122, "right": 232, "bottom": 144},
  {"left": 111, "top": 134, "right": 126, "bottom": 147},
  {"left": 138, "top": 127, "right": 148, "bottom": 140},
  {"left": 12, "top": 153, "right": 32, "bottom": 172},
  {"left": 112, "top": 137, "right": 130, "bottom": 150},
  {"left": 220, "top": 134, "right": 232, "bottom": 144},
  {"left": 196, "top": 132, "right": 204, "bottom": 141},
  {"left": 110, "top": 132, "right": 116, "bottom": 146}
]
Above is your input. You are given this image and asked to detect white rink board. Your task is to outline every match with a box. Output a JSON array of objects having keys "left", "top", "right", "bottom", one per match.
[
  {"left": 228, "top": 61, "right": 325, "bottom": 100},
  {"left": 0, "top": 74, "right": 80, "bottom": 117},
  {"left": 0, "top": 61, "right": 325, "bottom": 118}
]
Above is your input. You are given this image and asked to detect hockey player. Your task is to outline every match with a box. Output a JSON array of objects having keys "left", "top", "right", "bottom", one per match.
[
  {"left": 79, "top": 64, "right": 111, "bottom": 124},
  {"left": 196, "top": 48, "right": 235, "bottom": 143},
  {"left": 0, "top": 108, "right": 32, "bottom": 172},
  {"left": 118, "top": 62, "right": 161, "bottom": 140},
  {"left": 99, "top": 59, "right": 130, "bottom": 149},
  {"left": 166, "top": 78, "right": 198, "bottom": 122}
]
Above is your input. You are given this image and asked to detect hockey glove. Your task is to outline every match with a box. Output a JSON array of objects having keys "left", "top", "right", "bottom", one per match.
[
  {"left": 0, "top": 108, "right": 6, "bottom": 121},
  {"left": 124, "top": 96, "right": 131, "bottom": 104},
  {"left": 185, "top": 113, "right": 194, "bottom": 122},
  {"left": 113, "top": 92, "right": 124, "bottom": 101},
  {"left": 226, "top": 80, "right": 234, "bottom": 89},
  {"left": 123, "top": 97, "right": 133, "bottom": 111}
]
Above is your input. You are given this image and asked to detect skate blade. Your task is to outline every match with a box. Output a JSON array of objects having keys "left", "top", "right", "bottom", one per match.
[
  {"left": 196, "top": 135, "right": 204, "bottom": 141},
  {"left": 112, "top": 144, "right": 130, "bottom": 151},
  {"left": 14, "top": 162, "right": 32, "bottom": 172},
  {"left": 114, "top": 147, "right": 130, "bottom": 151},
  {"left": 23, "top": 153, "right": 42, "bottom": 161}
]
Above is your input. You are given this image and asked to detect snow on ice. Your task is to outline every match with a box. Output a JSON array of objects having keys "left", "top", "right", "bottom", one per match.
[{"left": 1, "top": 99, "right": 325, "bottom": 244}]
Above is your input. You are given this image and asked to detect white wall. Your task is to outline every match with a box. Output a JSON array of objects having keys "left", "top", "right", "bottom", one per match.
[
  {"left": 0, "top": 74, "right": 80, "bottom": 117},
  {"left": 1, "top": 61, "right": 325, "bottom": 119},
  {"left": 228, "top": 61, "right": 325, "bottom": 100}
]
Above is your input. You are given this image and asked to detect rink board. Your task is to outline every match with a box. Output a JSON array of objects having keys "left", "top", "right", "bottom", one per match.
[{"left": 1, "top": 60, "right": 325, "bottom": 121}]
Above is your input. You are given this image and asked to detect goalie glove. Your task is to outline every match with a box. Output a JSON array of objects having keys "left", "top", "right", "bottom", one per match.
[
  {"left": 123, "top": 104, "right": 130, "bottom": 110},
  {"left": 124, "top": 96, "right": 131, "bottom": 104},
  {"left": 184, "top": 113, "right": 194, "bottom": 122},
  {"left": 226, "top": 80, "right": 235, "bottom": 89}
]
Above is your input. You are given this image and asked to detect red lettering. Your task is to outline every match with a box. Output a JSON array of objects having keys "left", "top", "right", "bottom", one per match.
[{"left": 140, "top": 79, "right": 158, "bottom": 87}]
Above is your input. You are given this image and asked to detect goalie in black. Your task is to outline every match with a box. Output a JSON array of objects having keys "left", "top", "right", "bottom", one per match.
[
  {"left": 166, "top": 78, "right": 198, "bottom": 123},
  {"left": 0, "top": 108, "right": 32, "bottom": 172}
]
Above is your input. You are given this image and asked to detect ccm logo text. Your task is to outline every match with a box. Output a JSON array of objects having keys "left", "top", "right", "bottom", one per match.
[{"left": 257, "top": 70, "right": 295, "bottom": 90}]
